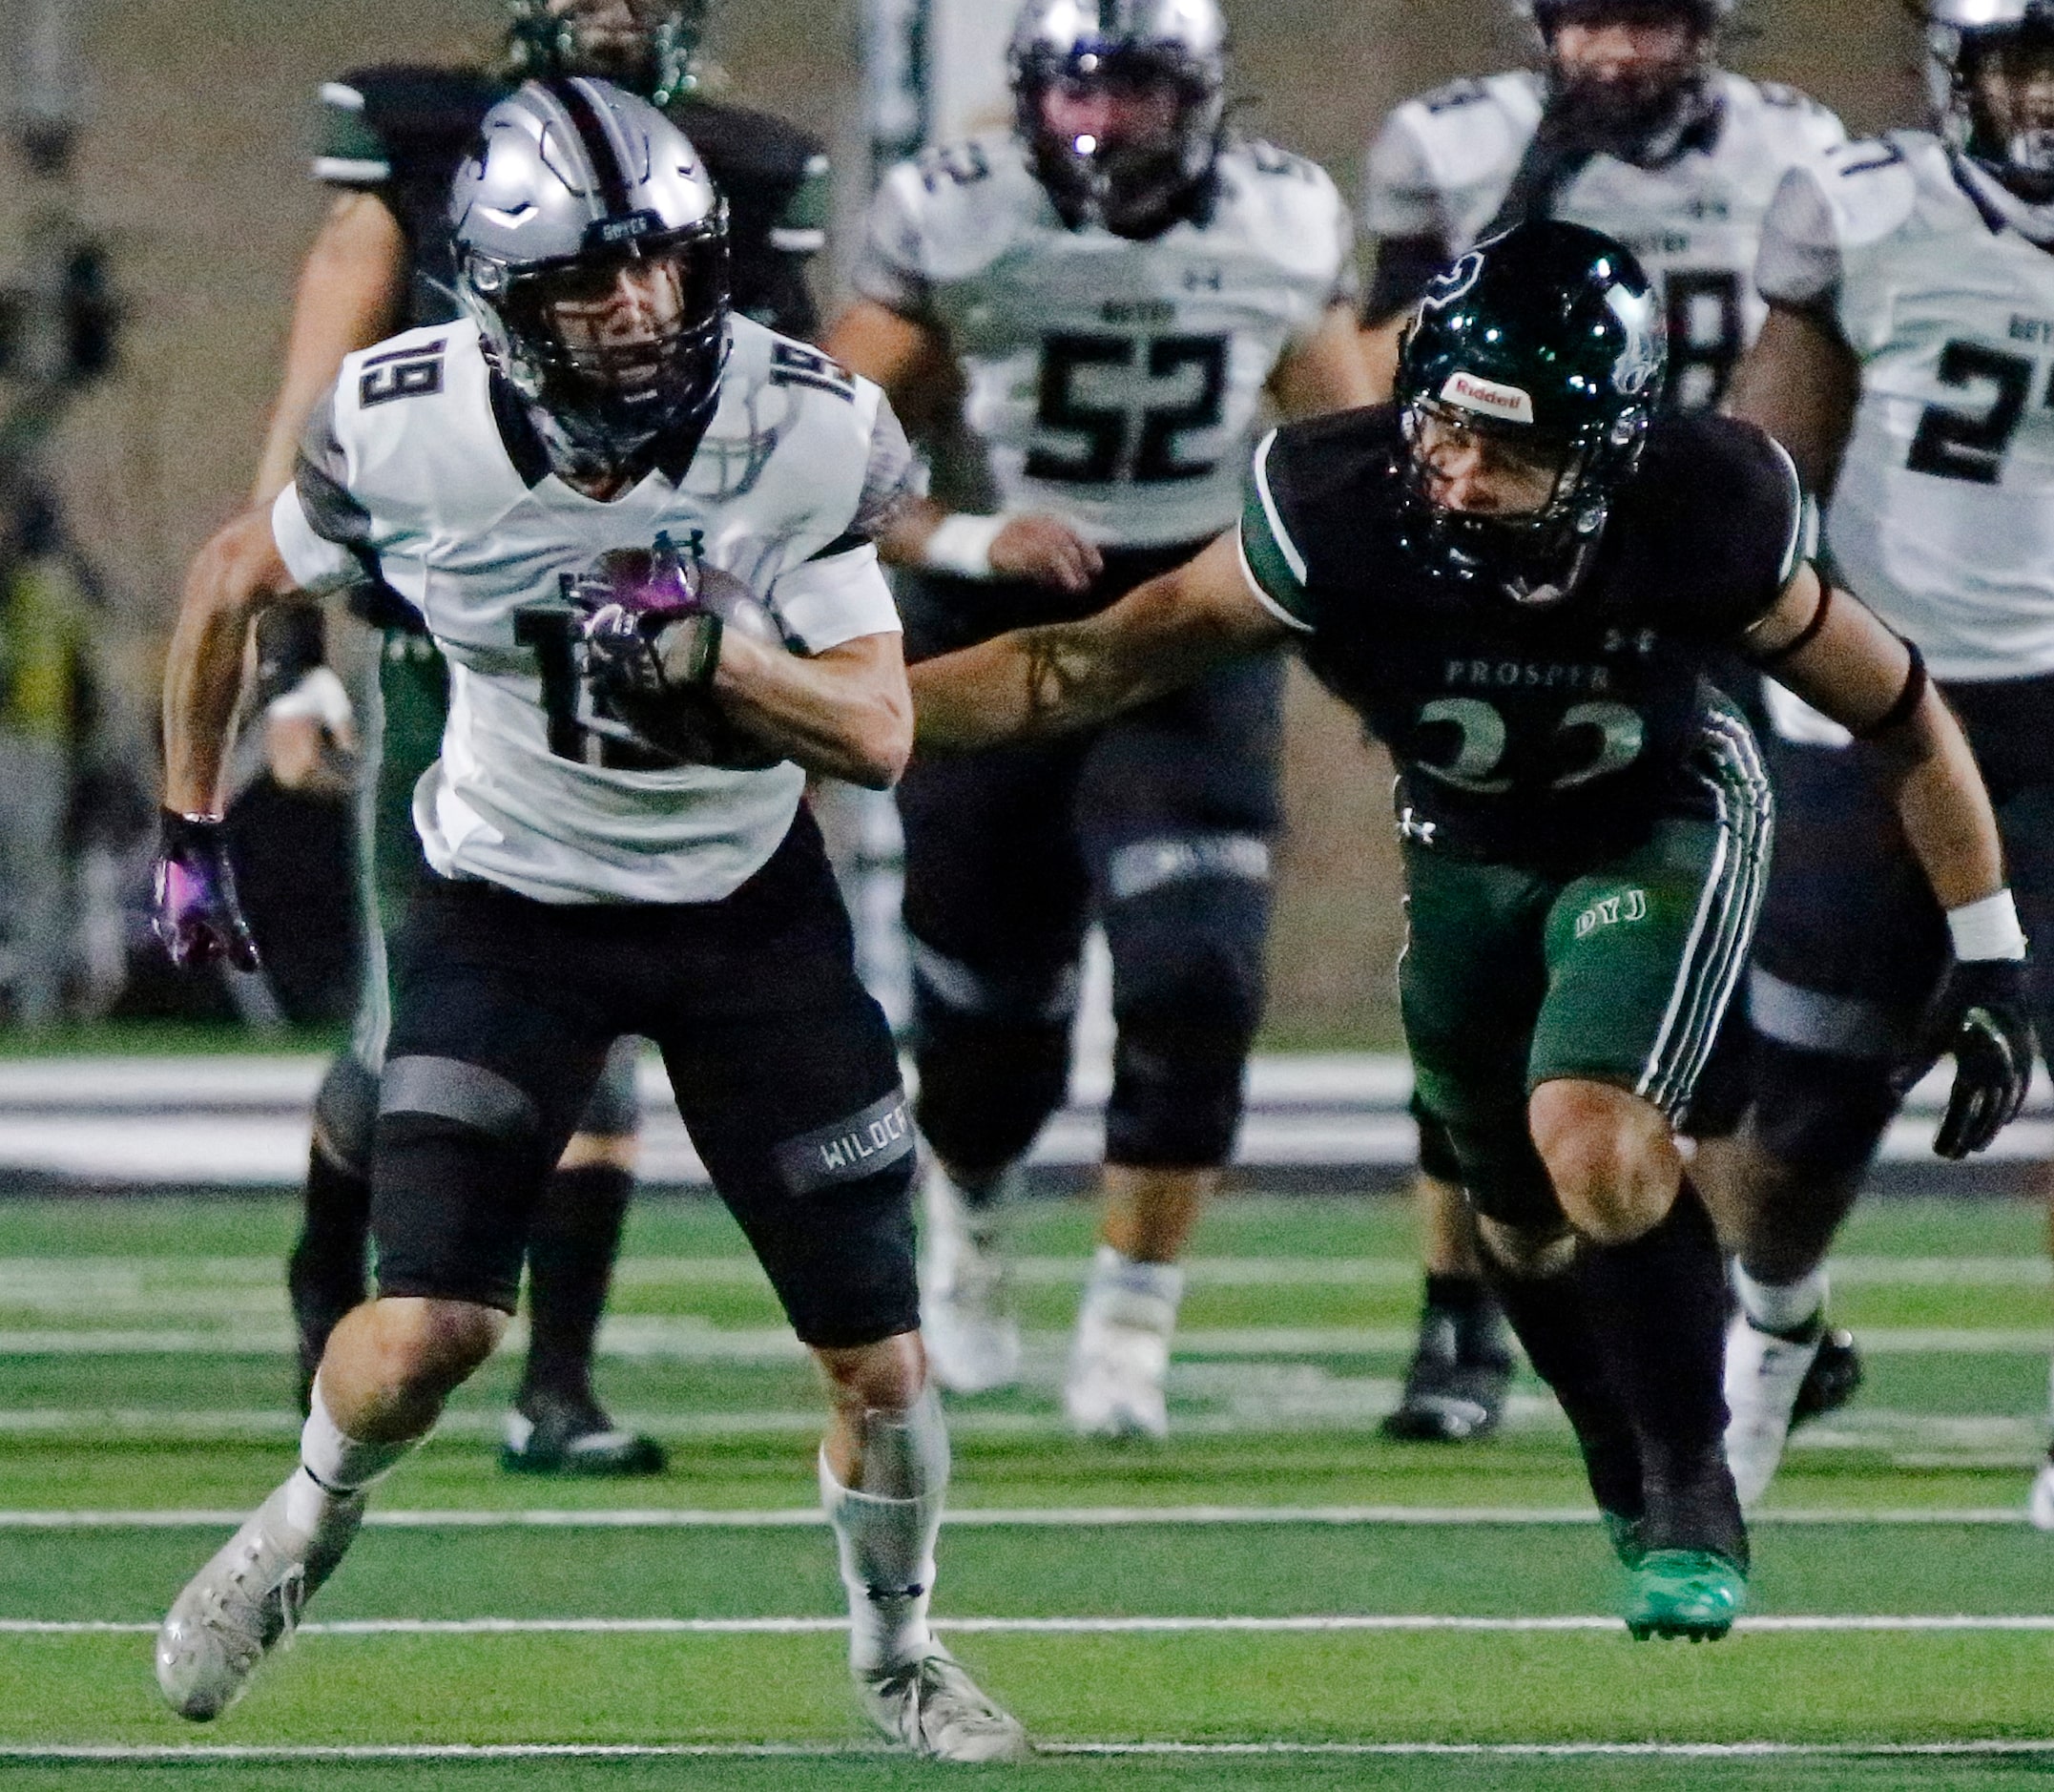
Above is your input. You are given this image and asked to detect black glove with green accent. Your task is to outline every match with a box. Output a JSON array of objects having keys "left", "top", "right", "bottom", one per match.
[{"left": 1927, "top": 957, "right": 2035, "bottom": 1160}]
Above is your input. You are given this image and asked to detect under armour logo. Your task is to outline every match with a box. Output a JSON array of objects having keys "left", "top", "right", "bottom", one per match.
[
  {"left": 1398, "top": 808, "right": 1437, "bottom": 846},
  {"left": 1183, "top": 266, "right": 1223, "bottom": 292}
]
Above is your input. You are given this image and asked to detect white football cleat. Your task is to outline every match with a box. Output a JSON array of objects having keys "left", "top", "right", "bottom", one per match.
[
  {"left": 1723, "top": 1312, "right": 1822, "bottom": 1509},
  {"left": 155, "top": 1476, "right": 363, "bottom": 1720},
  {"left": 2029, "top": 1451, "right": 2054, "bottom": 1532},
  {"left": 1065, "top": 1251, "right": 1180, "bottom": 1441},
  {"left": 918, "top": 1158, "right": 1021, "bottom": 1394},
  {"left": 858, "top": 1647, "right": 1029, "bottom": 1762}
]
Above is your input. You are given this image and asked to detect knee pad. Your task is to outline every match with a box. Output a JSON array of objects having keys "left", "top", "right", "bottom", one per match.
[
  {"left": 1746, "top": 1037, "right": 1901, "bottom": 1180},
  {"left": 370, "top": 1056, "right": 548, "bottom": 1311},
  {"left": 909, "top": 938, "right": 1073, "bottom": 1173},
  {"left": 312, "top": 1052, "right": 381, "bottom": 1178},
  {"left": 1101, "top": 867, "right": 1268, "bottom": 1168}
]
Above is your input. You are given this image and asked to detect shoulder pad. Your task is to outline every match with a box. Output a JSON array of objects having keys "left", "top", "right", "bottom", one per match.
[
  {"left": 1384, "top": 72, "right": 1537, "bottom": 203},
  {"left": 877, "top": 133, "right": 1041, "bottom": 278},
  {"left": 1805, "top": 133, "right": 1925, "bottom": 252},
  {"left": 1722, "top": 74, "right": 1849, "bottom": 156},
  {"left": 1216, "top": 141, "right": 1351, "bottom": 277},
  {"left": 325, "top": 64, "right": 502, "bottom": 161},
  {"left": 1630, "top": 413, "right": 1804, "bottom": 631},
  {"left": 669, "top": 96, "right": 826, "bottom": 188}
]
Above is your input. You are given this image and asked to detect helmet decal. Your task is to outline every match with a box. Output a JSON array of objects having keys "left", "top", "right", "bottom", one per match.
[{"left": 1440, "top": 371, "right": 1538, "bottom": 425}]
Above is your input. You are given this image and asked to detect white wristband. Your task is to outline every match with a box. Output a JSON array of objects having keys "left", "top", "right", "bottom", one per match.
[
  {"left": 920, "top": 513, "right": 1006, "bottom": 580},
  {"left": 1947, "top": 889, "right": 2027, "bottom": 962}
]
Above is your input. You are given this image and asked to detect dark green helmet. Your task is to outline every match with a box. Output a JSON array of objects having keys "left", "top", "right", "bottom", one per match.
[
  {"left": 1393, "top": 219, "right": 1665, "bottom": 604},
  {"left": 504, "top": 1, "right": 712, "bottom": 107}
]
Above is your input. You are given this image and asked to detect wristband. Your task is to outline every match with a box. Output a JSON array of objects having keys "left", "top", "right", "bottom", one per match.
[
  {"left": 1947, "top": 889, "right": 2027, "bottom": 962},
  {"left": 655, "top": 611, "right": 724, "bottom": 691},
  {"left": 921, "top": 513, "right": 1006, "bottom": 579}
]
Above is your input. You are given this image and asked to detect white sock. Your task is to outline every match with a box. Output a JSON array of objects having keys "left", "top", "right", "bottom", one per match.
[
  {"left": 820, "top": 1387, "right": 949, "bottom": 1674},
  {"left": 1733, "top": 1263, "right": 1827, "bottom": 1339},
  {"left": 288, "top": 1377, "right": 417, "bottom": 1530},
  {"left": 1079, "top": 1245, "right": 1185, "bottom": 1339}
]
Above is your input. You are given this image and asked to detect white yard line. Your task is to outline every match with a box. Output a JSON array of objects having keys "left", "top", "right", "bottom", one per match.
[
  {"left": 0, "top": 1323, "right": 2046, "bottom": 1358},
  {"left": 10, "top": 1614, "right": 2054, "bottom": 1636},
  {"left": 0, "top": 1504, "right": 2040, "bottom": 1530},
  {"left": 3, "top": 1740, "right": 2054, "bottom": 1761}
]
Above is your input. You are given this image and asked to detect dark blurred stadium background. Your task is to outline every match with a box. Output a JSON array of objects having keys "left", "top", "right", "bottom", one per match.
[{"left": 3, "top": 0, "right": 1919, "bottom": 1043}]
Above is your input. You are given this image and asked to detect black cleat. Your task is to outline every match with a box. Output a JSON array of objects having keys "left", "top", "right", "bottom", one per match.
[
  {"left": 1382, "top": 1308, "right": 1513, "bottom": 1443},
  {"left": 1790, "top": 1327, "right": 1863, "bottom": 1429},
  {"left": 501, "top": 1389, "right": 667, "bottom": 1477}
]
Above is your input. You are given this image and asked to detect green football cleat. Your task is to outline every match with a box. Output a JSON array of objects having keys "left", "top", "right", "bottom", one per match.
[{"left": 1624, "top": 1549, "right": 1746, "bottom": 1641}]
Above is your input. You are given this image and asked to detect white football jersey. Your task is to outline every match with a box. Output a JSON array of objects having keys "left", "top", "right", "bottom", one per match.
[
  {"left": 274, "top": 315, "right": 909, "bottom": 906},
  {"left": 1755, "top": 133, "right": 2054, "bottom": 681},
  {"left": 853, "top": 131, "right": 1356, "bottom": 550},
  {"left": 1364, "top": 72, "right": 1847, "bottom": 411}
]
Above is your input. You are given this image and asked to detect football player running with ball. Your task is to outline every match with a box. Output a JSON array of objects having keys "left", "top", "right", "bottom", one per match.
[
  {"left": 1360, "top": 0, "right": 1851, "bottom": 1446},
  {"left": 259, "top": 0, "right": 832, "bottom": 1477},
  {"left": 151, "top": 83, "right": 1024, "bottom": 1760},
  {"left": 1701, "top": 0, "right": 2054, "bottom": 1516},
  {"left": 909, "top": 220, "right": 2031, "bottom": 1638},
  {"left": 824, "top": 0, "right": 1373, "bottom": 1439}
]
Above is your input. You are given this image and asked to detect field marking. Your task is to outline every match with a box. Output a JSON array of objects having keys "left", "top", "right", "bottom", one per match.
[
  {"left": 13, "top": 1615, "right": 2054, "bottom": 1636},
  {"left": 4, "top": 1322, "right": 2049, "bottom": 1359},
  {"left": 0, "top": 1504, "right": 2042, "bottom": 1531},
  {"left": 6, "top": 1740, "right": 2054, "bottom": 1762}
]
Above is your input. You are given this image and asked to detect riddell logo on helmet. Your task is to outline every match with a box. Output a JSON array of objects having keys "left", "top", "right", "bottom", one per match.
[{"left": 1441, "top": 371, "right": 1536, "bottom": 425}]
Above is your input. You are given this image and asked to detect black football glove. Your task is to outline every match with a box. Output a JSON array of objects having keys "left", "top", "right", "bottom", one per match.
[
  {"left": 1926, "top": 957, "right": 2035, "bottom": 1159},
  {"left": 152, "top": 809, "right": 259, "bottom": 972}
]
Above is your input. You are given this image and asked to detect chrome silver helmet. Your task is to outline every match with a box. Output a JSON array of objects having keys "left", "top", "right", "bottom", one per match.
[
  {"left": 1924, "top": 0, "right": 2054, "bottom": 201},
  {"left": 452, "top": 78, "right": 729, "bottom": 464},
  {"left": 504, "top": 0, "right": 713, "bottom": 106},
  {"left": 1006, "top": 0, "right": 1229, "bottom": 239}
]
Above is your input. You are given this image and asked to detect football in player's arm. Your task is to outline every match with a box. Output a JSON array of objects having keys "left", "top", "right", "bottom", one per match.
[{"left": 249, "top": 0, "right": 834, "bottom": 1480}]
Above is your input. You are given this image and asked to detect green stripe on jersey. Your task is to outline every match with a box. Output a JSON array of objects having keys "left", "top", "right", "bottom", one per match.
[{"left": 1238, "top": 434, "right": 1315, "bottom": 627}]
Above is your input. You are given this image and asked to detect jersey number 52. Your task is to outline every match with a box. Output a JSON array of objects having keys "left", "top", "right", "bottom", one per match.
[{"left": 1026, "top": 333, "right": 1229, "bottom": 485}]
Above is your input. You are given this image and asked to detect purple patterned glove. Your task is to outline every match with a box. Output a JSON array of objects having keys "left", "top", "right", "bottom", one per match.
[
  {"left": 572, "top": 530, "right": 722, "bottom": 702},
  {"left": 152, "top": 809, "right": 259, "bottom": 971}
]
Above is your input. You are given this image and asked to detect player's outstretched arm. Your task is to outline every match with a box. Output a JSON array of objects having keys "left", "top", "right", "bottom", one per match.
[
  {"left": 1724, "top": 302, "right": 1860, "bottom": 502},
  {"left": 1747, "top": 564, "right": 2031, "bottom": 1156},
  {"left": 249, "top": 195, "right": 409, "bottom": 506},
  {"left": 712, "top": 628, "right": 912, "bottom": 791},
  {"left": 165, "top": 509, "right": 303, "bottom": 816},
  {"left": 911, "top": 531, "right": 1290, "bottom": 753}
]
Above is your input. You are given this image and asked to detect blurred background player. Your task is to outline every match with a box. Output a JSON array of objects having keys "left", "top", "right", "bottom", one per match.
[
  {"left": 906, "top": 218, "right": 2031, "bottom": 1637},
  {"left": 1706, "top": 0, "right": 2054, "bottom": 1514},
  {"left": 824, "top": 0, "right": 1373, "bottom": 1438},
  {"left": 250, "top": 0, "right": 830, "bottom": 1474},
  {"left": 1358, "top": 0, "right": 1853, "bottom": 1444}
]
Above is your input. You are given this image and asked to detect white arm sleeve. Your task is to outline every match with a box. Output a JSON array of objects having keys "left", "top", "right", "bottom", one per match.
[
  {"left": 1362, "top": 109, "right": 1444, "bottom": 241},
  {"left": 771, "top": 544, "right": 901, "bottom": 653},
  {"left": 271, "top": 484, "right": 359, "bottom": 594}
]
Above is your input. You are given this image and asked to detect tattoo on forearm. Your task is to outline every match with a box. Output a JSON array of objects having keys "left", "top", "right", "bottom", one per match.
[{"left": 1023, "top": 627, "right": 1089, "bottom": 725}]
